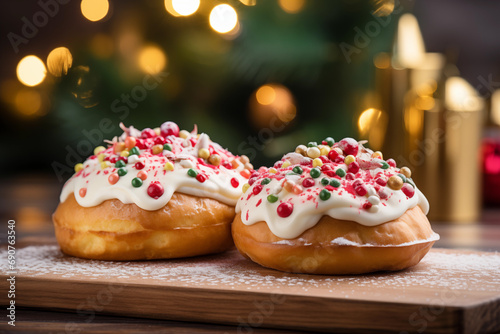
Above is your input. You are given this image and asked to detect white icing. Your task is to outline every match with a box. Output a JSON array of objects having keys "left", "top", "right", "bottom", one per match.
[
  {"left": 236, "top": 141, "right": 432, "bottom": 240},
  {"left": 60, "top": 126, "right": 248, "bottom": 210}
]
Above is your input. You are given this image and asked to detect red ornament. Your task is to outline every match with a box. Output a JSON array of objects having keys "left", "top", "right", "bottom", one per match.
[
  {"left": 338, "top": 138, "right": 359, "bottom": 156},
  {"left": 141, "top": 128, "right": 156, "bottom": 139},
  {"left": 147, "top": 182, "right": 164, "bottom": 199},
  {"left": 387, "top": 159, "right": 396, "bottom": 168},
  {"left": 231, "top": 177, "right": 240, "bottom": 188},
  {"left": 160, "top": 121, "right": 180, "bottom": 137},
  {"left": 196, "top": 174, "right": 207, "bottom": 183},
  {"left": 328, "top": 149, "right": 339, "bottom": 161},
  {"left": 401, "top": 184, "right": 415, "bottom": 198},
  {"left": 277, "top": 202, "right": 293, "bottom": 218}
]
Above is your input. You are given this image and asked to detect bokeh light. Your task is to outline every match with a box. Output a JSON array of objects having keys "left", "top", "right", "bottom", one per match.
[
  {"left": 16, "top": 55, "right": 46, "bottom": 87},
  {"left": 47, "top": 47, "right": 73, "bottom": 77},
  {"left": 210, "top": 4, "right": 238, "bottom": 34},
  {"left": 81, "top": 0, "right": 109, "bottom": 22},
  {"left": 239, "top": 0, "right": 256, "bottom": 6},
  {"left": 278, "top": 0, "right": 306, "bottom": 14},
  {"left": 491, "top": 90, "right": 500, "bottom": 126},
  {"left": 358, "top": 108, "right": 387, "bottom": 149},
  {"left": 250, "top": 84, "right": 297, "bottom": 129},
  {"left": 164, "top": 0, "right": 181, "bottom": 17},
  {"left": 15, "top": 89, "right": 42, "bottom": 116},
  {"left": 90, "top": 34, "right": 114, "bottom": 58},
  {"left": 371, "top": 0, "right": 394, "bottom": 17},
  {"left": 172, "top": 0, "right": 200, "bottom": 16},
  {"left": 138, "top": 45, "right": 167, "bottom": 74}
]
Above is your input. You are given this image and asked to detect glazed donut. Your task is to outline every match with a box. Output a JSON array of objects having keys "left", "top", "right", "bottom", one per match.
[
  {"left": 53, "top": 122, "right": 252, "bottom": 260},
  {"left": 233, "top": 137, "right": 439, "bottom": 274}
]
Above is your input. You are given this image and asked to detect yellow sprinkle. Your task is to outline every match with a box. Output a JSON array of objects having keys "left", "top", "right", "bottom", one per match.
[
  {"left": 163, "top": 161, "right": 174, "bottom": 171},
  {"left": 269, "top": 168, "right": 277, "bottom": 174},
  {"left": 74, "top": 163, "right": 83, "bottom": 172},
  {"left": 179, "top": 130, "right": 190, "bottom": 139},
  {"left": 152, "top": 144, "right": 163, "bottom": 155},
  {"left": 154, "top": 127, "right": 161, "bottom": 136},
  {"left": 320, "top": 145, "right": 330, "bottom": 156},
  {"left": 312, "top": 158, "right": 323, "bottom": 167},
  {"left": 282, "top": 160, "right": 291, "bottom": 168},
  {"left": 97, "top": 153, "right": 105, "bottom": 162},
  {"left": 345, "top": 155, "right": 356, "bottom": 165},
  {"left": 372, "top": 151, "right": 383, "bottom": 159},
  {"left": 120, "top": 150, "right": 130, "bottom": 157},
  {"left": 242, "top": 183, "right": 250, "bottom": 193},
  {"left": 94, "top": 146, "right": 106, "bottom": 155},
  {"left": 101, "top": 161, "right": 110, "bottom": 169},
  {"left": 198, "top": 148, "right": 210, "bottom": 159}
]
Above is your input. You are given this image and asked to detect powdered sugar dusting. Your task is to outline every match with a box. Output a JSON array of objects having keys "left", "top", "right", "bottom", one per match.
[{"left": 2, "top": 245, "right": 500, "bottom": 305}]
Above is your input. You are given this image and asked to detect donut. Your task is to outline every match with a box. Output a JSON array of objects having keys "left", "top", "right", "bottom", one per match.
[
  {"left": 232, "top": 137, "right": 439, "bottom": 274},
  {"left": 53, "top": 122, "right": 252, "bottom": 260}
]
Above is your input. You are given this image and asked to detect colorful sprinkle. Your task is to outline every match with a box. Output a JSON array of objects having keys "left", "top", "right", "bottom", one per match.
[
  {"left": 100, "top": 161, "right": 110, "bottom": 169},
  {"left": 380, "top": 161, "right": 389, "bottom": 169},
  {"left": 312, "top": 158, "right": 323, "bottom": 167},
  {"left": 79, "top": 188, "right": 87, "bottom": 197},
  {"left": 253, "top": 185, "right": 263, "bottom": 195},
  {"left": 267, "top": 194, "right": 279, "bottom": 203},
  {"left": 135, "top": 162, "right": 145, "bottom": 170},
  {"left": 137, "top": 171, "right": 148, "bottom": 180},
  {"left": 269, "top": 168, "right": 277, "bottom": 174},
  {"left": 295, "top": 145, "right": 307, "bottom": 156},
  {"left": 97, "top": 153, "right": 105, "bottom": 162},
  {"left": 329, "top": 179, "right": 341, "bottom": 188},
  {"left": 261, "top": 178, "right": 271, "bottom": 185},
  {"left": 187, "top": 168, "right": 198, "bottom": 177},
  {"left": 293, "top": 185, "right": 303, "bottom": 194},
  {"left": 230, "top": 177, "right": 240, "bottom": 188},
  {"left": 152, "top": 144, "right": 163, "bottom": 155},
  {"left": 242, "top": 183, "right": 250, "bottom": 193},
  {"left": 401, "top": 183, "right": 415, "bottom": 198},
  {"left": 277, "top": 202, "right": 293, "bottom": 217},
  {"left": 113, "top": 142, "right": 125, "bottom": 154},
  {"left": 94, "top": 146, "right": 106, "bottom": 155},
  {"left": 372, "top": 151, "right": 383, "bottom": 159},
  {"left": 292, "top": 166, "right": 303, "bottom": 174},
  {"left": 319, "top": 146, "right": 330, "bottom": 156},
  {"left": 324, "top": 137, "right": 335, "bottom": 146},
  {"left": 115, "top": 160, "right": 126, "bottom": 168},
  {"left": 347, "top": 161, "right": 360, "bottom": 174},
  {"left": 335, "top": 168, "right": 346, "bottom": 177},
  {"left": 310, "top": 167, "right": 321, "bottom": 178},
  {"left": 198, "top": 148, "right": 210, "bottom": 159},
  {"left": 196, "top": 173, "right": 207, "bottom": 183},
  {"left": 74, "top": 163, "right": 83, "bottom": 173},
  {"left": 281, "top": 160, "right": 291, "bottom": 168},
  {"left": 302, "top": 177, "right": 315, "bottom": 188},
  {"left": 208, "top": 154, "right": 221, "bottom": 166},
  {"left": 129, "top": 147, "right": 140, "bottom": 156},
  {"left": 320, "top": 178, "right": 330, "bottom": 186},
  {"left": 117, "top": 168, "right": 127, "bottom": 176},
  {"left": 397, "top": 173, "right": 407, "bottom": 183},
  {"left": 400, "top": 166, "right": 412, "bottom": 178},
  {"left": 131, "top": 177, "right": 143, "bottom": 187},
  {"left": 108, "top": 173, "right": 119, "bottom": 185},
  {"left": 240, "top": 169, "right": 251, "bottom": 179},
  {"left": 147, "top": 182, "right": 164, "bottom": 199},
  {"left": 388, "top": 175, "right": 404, "bottom": 190},
  {"left": 319, "top": 189, "right": 331, "bottom": 201},
  {"left": 338, "top": 138, "right": 358, "bottom": 156},
  {"left": 344, "top": 155, "right": 356, "bottom": 165},
  {"left": 125, "top": 136, "right": 136, "bottom": 149},
  {"left": 387, "top": 159, "right": 397, "bottom": 168},
  {"left": 163, "top": 161, "right": 174, "bottom": 171},
  {"left": 179, "top": 130, "right": 190, "bottom": 139},
  {"left": 307, "top": 147, "right": 321, "bottom": 159},
  {"left": 307, "top": 142, "right": 318, "bottom": 147},
  {"left": 120, "top": 150, "right": 130, "bottom": 157},
  {"left": 163, "top": 143, "right": 172, "bottom": 151}
]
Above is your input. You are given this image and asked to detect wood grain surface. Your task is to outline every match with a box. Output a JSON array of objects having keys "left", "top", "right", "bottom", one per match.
[{"left": 1, "top": 244, "right": 499, "bottom": 334}]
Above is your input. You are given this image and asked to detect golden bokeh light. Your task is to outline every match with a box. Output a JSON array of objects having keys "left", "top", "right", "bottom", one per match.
[
  {"left": 373, "top": 52, "right": 391, "bottom": 69},
  {"left": 47, "top": 47, "right": 73, "bottom": 77},
  {"left": 491, "top": 89, "right": 500, "bottom": 126},
  {"left": 138, "top": 45, "right": 167, "bottom": 74},
  {"left": 164, "top": 0, "right": 181, "bottom": 17},
  {"left": 371, "top": 0, "right": 394, "bottom": 17},
  {"left": 278, "top": 0, "right": 306, "bottom": 14},
  {"left": 358, "top": 108, "right": 387, "bottom": 150},
  {"left": 250, "top": 84, "right": 297, "bottom": 129},
  {"left": 172, "top": 0, "right": 200, "bottom": 16},
  {"left": 81, "top": 0, "right": 109, "bottom": 22},
  {"left": 239, "top": 0, "right": 256, "bottom": 6},
  {"left": 91, "top": 34, "right": 114, "bottom": 58},
  {"left": 16, "top": 55, "right": 46, "bottom": 87},
  {"left": 15, "top": 89, "right": 42, "bottom": 116},
  {"left": 256, "top": 85, "right": 276, "bottom": 105},
  {"left": 209, "top": 4, "right": 238, "bottom": 34}
]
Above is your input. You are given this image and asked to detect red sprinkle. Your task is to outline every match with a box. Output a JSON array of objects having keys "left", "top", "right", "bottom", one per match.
[
  {"left": 338, "top": 138, "right": 359, "bottom": 156},
  {"left": 231, "top": 177, "right": 240, "bottom": 188},
  {"left": 240, "top": 169, "right": 251, "bottom": 179},
  {"left": 154, "top": 136, "right": 165, "bottom": 145},
  {"left": 79, "top": 188, "right": 87, "bottom": 197},
  {"left": 277, "top": 202, "right": 293, "bottom": 218},
  {"left": 302, "top": 177, "right": 315, "bottom": 188},
  {"left": 196, "top": 174, "right": 207, "bottom": 183},
  {"left": 363, "top": 201, "right": 372, "bottom": 210},
  {"left": 248, "top": 177, "right": 258, "bottom": 186},
  {"left": 253, "top": 185, "right": 263, "bottom": 195},
  {"left": 346, "top": 172, "right": 355, "bottom": 180},
  {"left": 355, "top": 184, "right": 368, "bottom": 196},
  {"left": 375, "top": 177, "right": 387, "bottom": 186},
  {"left": 147, "top": 182, "right": 164, "bottom": 199},
  {"left": 387, "top": 158, "right": 396, "bottom": 168},
  {"left": 222, "top": 162, "right": 233, "bottom": 169},
  {"left": 347, "top": 161, "right": 360, "bottom": 174},
  {"left": 141, "top": 128, "right": 156, "bottom": 139},
  {"left": 328, "top": 150, "right": 339, "bottom": 161},
  {"left": 137, "top": 171, "right": 148, "bottom": 180},
  {"left": 401, "top": 184, "right": 415, "bottom": 198},
  {"left": 135, "top": 162, "right": 145, "bottom": 170}
]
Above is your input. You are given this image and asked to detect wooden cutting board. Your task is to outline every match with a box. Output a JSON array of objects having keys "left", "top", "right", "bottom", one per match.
[{"left": 1, "top": 244, "right": 499, "bottom": 334}]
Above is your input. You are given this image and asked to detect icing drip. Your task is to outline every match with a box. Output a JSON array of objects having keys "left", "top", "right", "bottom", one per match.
[
  {"left": 236, "top": 138, "right": 431, "bottom": 239},
  {"left": 60, "top": 123, "right": 251, "bottom": 210}
]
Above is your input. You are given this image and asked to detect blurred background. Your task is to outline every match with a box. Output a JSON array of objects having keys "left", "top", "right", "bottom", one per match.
[{"left": 0, "top": 0, "right": 499, "bottom": 247}]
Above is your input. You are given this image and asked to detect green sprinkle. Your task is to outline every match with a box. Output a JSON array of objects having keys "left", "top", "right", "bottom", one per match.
[
  {"left": 380, "top": 161, "right": 389, "bottom": 169},
  {"left": 335, "top": 168, "right": 346, "bottom": 177},
  {"left": 310, "top": 167, "right": 321, "bottom": 178},
  {"left": 329, "top": 179, "right": 341, "bottom": 188},
  {"left": 187, "top": 168, "right": 198, "bottom": 177},
  {"left": 115, "top": 160, "right": 126, "bottom": 168},
  {"left": 292, "top": 166, "right": 303, "bottom": 174},
  {"left": 320, "top": 178, "right": 330, "bottom": 186},
  {"left": 163, "top": 144, "right": 172, "bottom": 151},
  {"left": 406, "top": 178, "right": 415, "bottom": 188},
  {"left": 129, "top": 147, "right": 140, "bottom": 156},
  {"left": 319, "top": 189, "right": 331, "bottom": 201},
  {"left": 117, "top": 168, "right": 127, "bottom": 176},
  {"left": 131, "top": 177, "right": 143, "bottom": 187},
  {"left": 397, "top": 173, "right": 407, "bottom": 183},
  {"left": 307, "top": 141, "right": 318, "bottom": 147},
  {"left": 286, "top": 172, "right": 296, "bottom": 176},
  {"left": 324, "top": 137, "right": 335, "bottom": 146},
  {"left": 261, "top": 178, "right": 271, "bottom": 185},
  {"left": 267, "top": 194, "right": 279, "bottom": 203}
]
